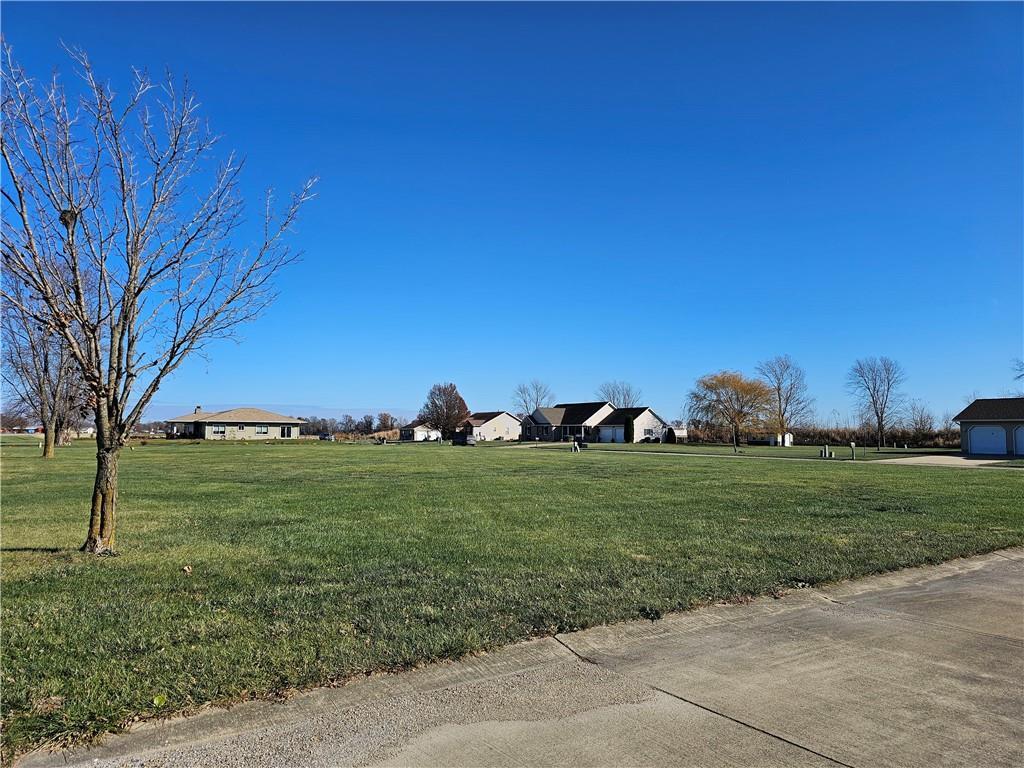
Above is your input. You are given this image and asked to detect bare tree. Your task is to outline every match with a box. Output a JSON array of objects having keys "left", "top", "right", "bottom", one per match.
[
  {"left": 512, "top": 379, "right": 554, "bottom": 415},
  {"left": 846, "top": 357, "right": 906, "bottom": 450},
  {"left": 906, "top": 399, "right": 935, "bottom": 445},
  {"left": 419, "top": 382, "right": 470, "bottom": 439},
  {"left": 686, "top": 371, "right": 772, "bottom": 453},
  {"left": 376, "top": 412, "right": 397, "bottom": 432},
  {"left": 756, "top": 354, "right": 814, "bottom": 442},
  {"left": 596, "top": 380, "right": 642, "bottom": 408},
  {"left": 2, "top": 282, "right": 86, "bottom": 457},
  {"left": 1, "top": 47, "right": 315, "bottom": 554}
]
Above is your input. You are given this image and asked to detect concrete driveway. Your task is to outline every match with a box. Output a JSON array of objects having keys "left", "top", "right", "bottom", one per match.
[
  {"left": 19, "top": 549, "right": 1024, "bottom": 768},
  {"left": 873, "top": 455, "right": 1009, "bottom": 467}
]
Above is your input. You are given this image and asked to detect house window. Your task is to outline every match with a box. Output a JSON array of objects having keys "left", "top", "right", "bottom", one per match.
[
  {"left": 256, "top": 425, "right": 268, "bottom": 435},
  {"left": 644, "top": 428, "right": 654, "bottom": 436},
  {"left": 281, "top": 426, "right": 292, "bottom": 438},
  {"left": 212, "top": 424, "right": 225, "bottom": 435},
  {"left": 237, "top": 424, "right": 245, "bottom": 431}
]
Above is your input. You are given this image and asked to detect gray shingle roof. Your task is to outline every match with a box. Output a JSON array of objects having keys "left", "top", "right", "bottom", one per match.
[
  {"left": 953, "top": 398, "right": 1024, "bottom": 422},
  {"left": 597, "top": 407, "right": 654, "bottom": 427},
  {"left": 463, "top": 411, "right": 519, "bottom": 427},
  {"left": 167, "top": 407, "right": 305, "bottom": 424},
  {"left": 549, "top": 402, "right": 612, "bottom": 425}
]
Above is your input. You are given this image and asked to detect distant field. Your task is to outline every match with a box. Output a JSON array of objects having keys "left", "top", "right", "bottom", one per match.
[{"left": 2, "top": 438, "right": 1022, "bottom": 758}]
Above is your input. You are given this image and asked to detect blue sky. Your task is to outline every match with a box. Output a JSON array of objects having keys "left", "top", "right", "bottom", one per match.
[{"left": 5, "top": 2, "right": 1022, "bottom": 422}]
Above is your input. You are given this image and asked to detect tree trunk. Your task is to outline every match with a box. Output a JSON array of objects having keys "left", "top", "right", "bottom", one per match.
[
  {"left": 732, "top": 424, "right": 739, "bottom": 453},
  {"left": 82, "top": 445, "right": 120, "bottom": 555},
  {"left": 41, "top": 422, "right": 56, "bottom": 458}
]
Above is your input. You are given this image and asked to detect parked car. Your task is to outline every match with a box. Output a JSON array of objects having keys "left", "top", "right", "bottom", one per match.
[
  {"left": 452, "top": 433, "right": 476, "bottom": 446},
  {"left": 318, "top": 433, "right": 336, "bottom": 442}
]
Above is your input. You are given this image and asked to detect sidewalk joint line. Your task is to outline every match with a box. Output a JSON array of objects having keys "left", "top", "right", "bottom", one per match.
[
  {"left": 552, "top": 634, "right": 597, "bottom": 665},
  {"left": 647, "top": 684, "right": 859, "bottom": 768}
]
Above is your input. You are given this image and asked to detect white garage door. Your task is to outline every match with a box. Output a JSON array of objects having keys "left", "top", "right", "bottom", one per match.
[
  {"left": 601, "top": 426, "right": 625, "bottom": 443},
  {"left": 969, "top": 425, "right": 1006, "bottom": 455},
  {"left": 1016, "top": 426, "right": 1024, "bottom": 456}
]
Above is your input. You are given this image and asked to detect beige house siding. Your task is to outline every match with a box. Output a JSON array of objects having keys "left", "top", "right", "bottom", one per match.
[
  {"left": 471, "top": 413, "right": 522, "bottom": 441},
  {"left": 584, "top": 403, "right": 615, "bottom": 428},
  {"left": 202, "top": 422, "right": 299, "bottom": 440}
]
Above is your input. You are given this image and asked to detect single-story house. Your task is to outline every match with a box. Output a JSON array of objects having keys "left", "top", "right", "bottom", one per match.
[
  {"left": 400, "top": 419, "right": 442, "bottom": 442},
  {"left": 166, "top": 406, "right": 305, "bottom": 440},
  {"left": 595, "top": 407, "right": 670, "bottom": 443},
  {"left": 953, "top": 397, "right": 1024, "bottom": 456},
  {"left": 521, "top": 401, "right": 615, "bottom": 441},
  {"left": 461, "top": 411, "right": 522, "bottom": 441}
]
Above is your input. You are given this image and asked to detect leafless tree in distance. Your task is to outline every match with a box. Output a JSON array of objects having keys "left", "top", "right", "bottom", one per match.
[
  {"left": 906, "top": 399, "right": 935, "bottom": 445},
  {"left": 756, "top": 354, "right": 814, "bottom": 441},
  {"left": 512, "top": 379, "right": 554, "bottom": 415},
  {"left": 596, "top": 380, "right": 642, "bottom": 408},
  {"left": 686, "top": 371, "right": 772, "bottom": 453},
  {"left": 2, "top": 281, "right": 87, "bottom": 457},
  {"left": 846, "top": 357, "right": 906, "bottom": 450},
  {"left": 1, "top": 46, "right": 316, "bottom": 553},
  {"left": 419, "top": 382, "right": 470, "bottom": 439}
]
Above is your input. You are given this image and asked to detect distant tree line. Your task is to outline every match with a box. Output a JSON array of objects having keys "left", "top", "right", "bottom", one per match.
[
  {"left": 299, "top": 412, "right": 407, "bottom": 438},
  {"left": 685, "top": 354, "right": 968, "bottom": 451}
]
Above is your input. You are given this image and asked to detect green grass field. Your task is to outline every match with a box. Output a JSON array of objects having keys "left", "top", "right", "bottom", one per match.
[
  {"left": 2, "top": 437, "right": 1022, "bottom": 758},
  {"left": 529, "top": 440, "right": 961, "bottom": 461}
]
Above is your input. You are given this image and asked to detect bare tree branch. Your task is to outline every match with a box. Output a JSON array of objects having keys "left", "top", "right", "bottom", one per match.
[
  {"left": 596, "top": 380, "right": 642, "bottom": 408},
  {"left": 1, "top": 45, "right": 316, "bottom": 553},
  {"left": 512, "top": 379, "right": 554, "bottom": 415}
]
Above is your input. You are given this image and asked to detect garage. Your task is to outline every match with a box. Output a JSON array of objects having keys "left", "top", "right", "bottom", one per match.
[
  {"left": 954, "top": 398, "right": 1024, "bottom": 456},
  {"left": 599, "top": 426, "right": 625, "bottom": 443},
  {"left": 969, "top": 425, "right": 1006, "bottom": 455}
]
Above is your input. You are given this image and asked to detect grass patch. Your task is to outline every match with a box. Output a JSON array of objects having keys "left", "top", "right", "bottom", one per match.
[
  {"left": 2, "top": 438, "right": 1022, "bottom": 757},
  {"left": 532, "top": 440, "right": 962, "bottom": 461}
]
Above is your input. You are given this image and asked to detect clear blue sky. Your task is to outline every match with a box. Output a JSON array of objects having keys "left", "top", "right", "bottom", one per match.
[{"left": 5, "top": 2, "right": 1022, "bottom": 422}]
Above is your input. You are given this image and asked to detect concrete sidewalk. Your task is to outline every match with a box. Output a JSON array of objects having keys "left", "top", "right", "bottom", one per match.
[{"left": 20, "top": 549, "right": 1024, "bottom": 768}]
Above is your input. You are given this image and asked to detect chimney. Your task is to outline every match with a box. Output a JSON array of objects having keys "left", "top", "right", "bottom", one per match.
[{"left": 194, "top": 405, "right": 202, "bottom": 414}]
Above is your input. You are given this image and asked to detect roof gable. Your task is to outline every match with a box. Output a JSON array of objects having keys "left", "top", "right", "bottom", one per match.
[{"left": 549, "top": 401, "right": 613, "bottom": 425}]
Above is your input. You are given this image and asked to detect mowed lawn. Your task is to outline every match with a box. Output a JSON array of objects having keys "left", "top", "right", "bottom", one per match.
[
  {"left": 2, "top": 439, "right": 1022, "bottom": 757},
  {"left": 531, "top": 441, "right": 962, "bottom": 461}
]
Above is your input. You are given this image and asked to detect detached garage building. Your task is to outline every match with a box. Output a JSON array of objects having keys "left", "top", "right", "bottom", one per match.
[{"left": 953, "top": 397, "right": 1024, "bottom": 456}]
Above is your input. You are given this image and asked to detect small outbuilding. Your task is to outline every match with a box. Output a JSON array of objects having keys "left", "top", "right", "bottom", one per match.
[
  {"left": 953, "top": 397, "right": 1024, "bottom": 456},
  {"left": 400, "top": 419, "right": 442, "bottom": 442}
]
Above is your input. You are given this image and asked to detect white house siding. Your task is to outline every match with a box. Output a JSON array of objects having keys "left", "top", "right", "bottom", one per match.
[
  {"left": 633, "top": 410, "right": 667, "bottom": 442},
  {"left": 472, "top": 413, "right": 522, "bottom": 441}
]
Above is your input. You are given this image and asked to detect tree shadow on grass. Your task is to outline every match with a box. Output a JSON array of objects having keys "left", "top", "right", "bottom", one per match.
[{"left": 1, "top": 547, "right": 65, "bottom": 553}]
